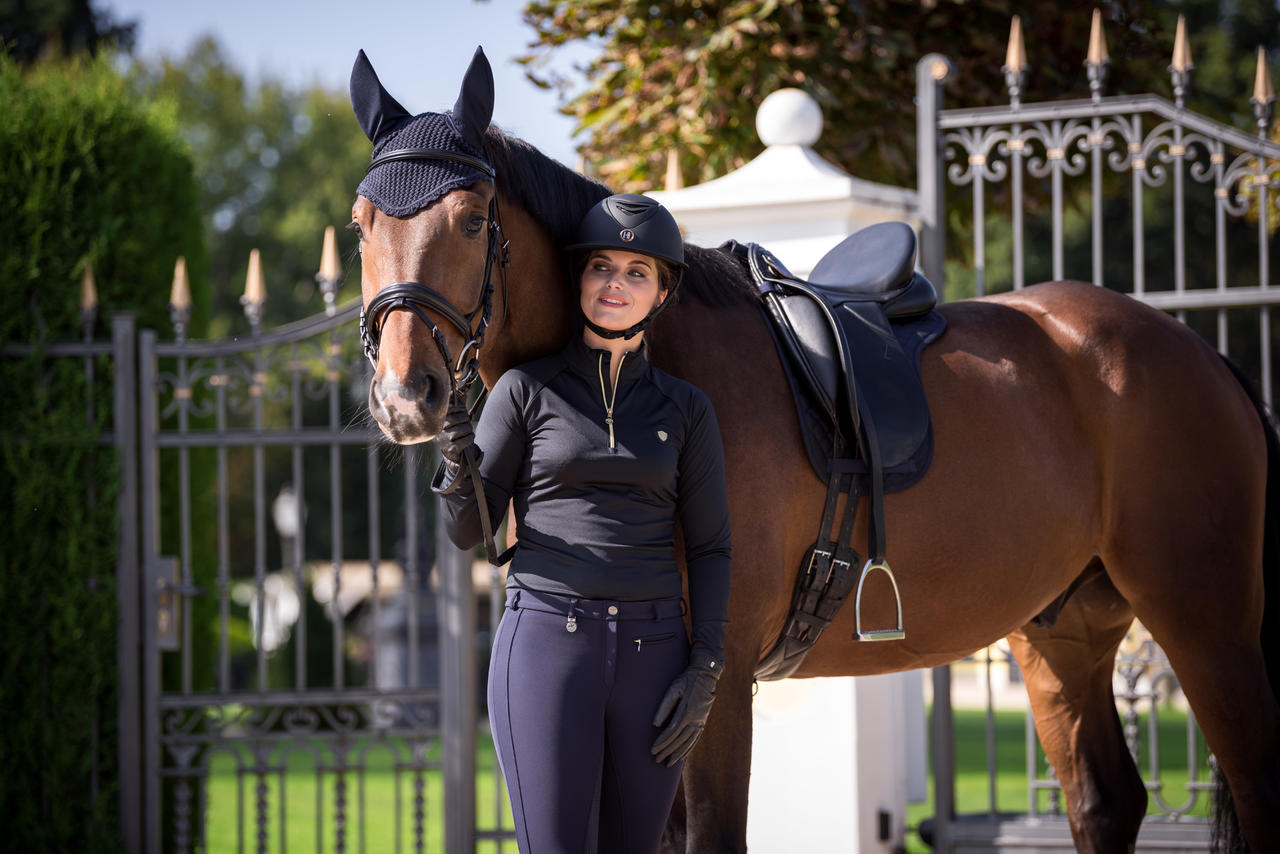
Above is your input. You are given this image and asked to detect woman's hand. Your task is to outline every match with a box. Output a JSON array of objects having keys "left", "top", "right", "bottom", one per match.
[
  {"left": 437, "top": 399, "right": 479, "bottom": 467},
  {"left": 650, "top": 651, "right": 722, "bottom": 766}
]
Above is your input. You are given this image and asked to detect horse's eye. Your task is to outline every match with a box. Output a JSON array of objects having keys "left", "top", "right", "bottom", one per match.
[
  {"left": 464, "top": 214, "right": 486, "bottom": 237},
  {"left": 346, "top": 220, "right": 365, "bottom": 241}
]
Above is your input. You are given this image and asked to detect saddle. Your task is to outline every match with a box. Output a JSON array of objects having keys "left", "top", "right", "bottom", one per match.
[{"left": 727, "top": 223, "right": 947, "bottom": 681}]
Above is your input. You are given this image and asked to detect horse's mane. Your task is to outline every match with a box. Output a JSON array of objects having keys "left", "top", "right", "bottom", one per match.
[{"left": 483, "top": 126, "right": 759, "bottom": 308}]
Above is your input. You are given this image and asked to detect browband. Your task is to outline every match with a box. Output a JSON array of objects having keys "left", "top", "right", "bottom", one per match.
[{"left": 365, "top": 147, "right": 496, "bottom": 179}]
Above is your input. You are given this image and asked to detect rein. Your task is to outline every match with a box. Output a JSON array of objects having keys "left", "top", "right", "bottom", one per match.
[{"left": 358, "top": 146, "right": 515, "bottom": 566}]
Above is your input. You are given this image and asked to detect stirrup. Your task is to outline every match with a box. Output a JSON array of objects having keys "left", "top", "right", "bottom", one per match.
[{"left": 854, "top": 559, "right": 905, "bottom": 641}]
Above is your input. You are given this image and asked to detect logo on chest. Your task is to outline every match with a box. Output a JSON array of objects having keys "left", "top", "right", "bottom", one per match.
[{"left": 657, "top": 429, "right": 668, "bottom": 442}]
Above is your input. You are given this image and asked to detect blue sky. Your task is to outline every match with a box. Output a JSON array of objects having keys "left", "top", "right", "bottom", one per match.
[{"left": 102, "top": 0, "right": 591, "bottom": 167}]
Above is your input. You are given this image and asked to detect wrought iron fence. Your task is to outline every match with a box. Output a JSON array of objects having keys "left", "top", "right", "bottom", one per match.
[{"left": 914, "top": 13, "right": 1280, "bottom": 851}]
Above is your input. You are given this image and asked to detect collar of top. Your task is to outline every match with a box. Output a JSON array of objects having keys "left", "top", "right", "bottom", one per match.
[{"left": 562, "top": 334, "right": 650, "bottom": 386}]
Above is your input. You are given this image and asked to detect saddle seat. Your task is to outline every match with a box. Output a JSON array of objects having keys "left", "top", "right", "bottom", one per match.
[{"left": 805, "top": 221, "right": 937, "bottom": 319}]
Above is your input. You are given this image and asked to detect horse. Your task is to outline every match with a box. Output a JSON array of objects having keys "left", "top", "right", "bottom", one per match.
[{"left": 349, "top": 51, "right": 1280, "bottom": 853}]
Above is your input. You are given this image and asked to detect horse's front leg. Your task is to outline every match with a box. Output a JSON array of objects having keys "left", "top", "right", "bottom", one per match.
[{"left": 672, "top": 663, "right": 755, "bottom": 853}]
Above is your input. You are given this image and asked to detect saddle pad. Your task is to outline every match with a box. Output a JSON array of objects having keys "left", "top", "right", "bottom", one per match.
[{"left": 760, "top": 303, "right": 946, "bottom": 492}]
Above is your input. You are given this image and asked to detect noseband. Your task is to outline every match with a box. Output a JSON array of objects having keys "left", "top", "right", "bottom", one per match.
[{"left": 358, "top": 147, "right": 511, "bottom": 400}]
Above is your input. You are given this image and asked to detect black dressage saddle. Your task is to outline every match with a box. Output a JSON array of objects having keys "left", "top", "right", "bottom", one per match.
[{"left": 728, "top": 222, "right": 947, "bottom": 680}]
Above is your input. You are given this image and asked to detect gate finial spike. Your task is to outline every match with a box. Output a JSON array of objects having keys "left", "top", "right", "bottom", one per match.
[
  {"left": 1003, "top": 15, "right": 1029, "bottom": 105},
  {"left": 80, "top": 261, "right": 98, "bottom": 314},
  {"left": 317, "top": 226, "right": 341, "bottom": 316},
  {"left": 1252, "top": 47, "right": 1275, "bottom": 136},
  {"left": 241, "top": 248, "right": 265, "bottom": 331},
  {"left": 80, "top": 260, "right": 98, "bottom": 334},
  {"left": 1171, "top": 16, "right": 1193, "bottom": 72},
  {"left": 1084, "top": 9, "right": 1111, "bottom": 102},
  {"left": 1086, "top": 9, "right": 1110, "bottom": 66},
  {"left": 1004, "top": 16, "right": 1027, "bottom": 74},
  {"left": 664, "top": 148, "right": 684, "bottom": 191},
  {"left": 1170, "top": 15, "right": 1194, "bottom": 107},
  {"left": 1252, "top": 46, "right": 1274, "bottom": 105},
  {"left": 169, "top": 257, "right": 191, "bottom": 341}
]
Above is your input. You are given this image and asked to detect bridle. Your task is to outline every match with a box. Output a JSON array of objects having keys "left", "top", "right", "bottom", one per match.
[
  {"left": 357, "top": 145, "right": 516, "bottom": 567},
  {"left": 358, "top": 147, "right": 511, "bottom": 402}
]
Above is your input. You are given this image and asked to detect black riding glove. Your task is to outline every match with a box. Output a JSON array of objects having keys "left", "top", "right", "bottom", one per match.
[
  {"left": 437, "top": 399, "right": 479, "bottom": 468},
  {"left": 650, "top": 650, "right": 723, "bottom": 767}
]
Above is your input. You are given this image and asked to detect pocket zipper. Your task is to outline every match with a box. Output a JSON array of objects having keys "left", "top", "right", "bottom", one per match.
[{"left": 634, "top": 632, "right": 676, "bottom": 651}]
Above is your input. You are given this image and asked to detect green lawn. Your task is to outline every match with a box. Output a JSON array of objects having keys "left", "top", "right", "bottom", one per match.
[
  {"left": 196, "top": 706, "right": 1204, "bottom": 853},
  {"left": 202, "top": 732, "right": 515, "bottom": 854},
  {"left": 903, "top": 705, "right": 1212, "bottom": 853}
]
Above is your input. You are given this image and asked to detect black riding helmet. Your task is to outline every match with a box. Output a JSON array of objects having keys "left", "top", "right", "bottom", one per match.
[{"left": 565, "top": 194, "right": 687, "bottom": 340}]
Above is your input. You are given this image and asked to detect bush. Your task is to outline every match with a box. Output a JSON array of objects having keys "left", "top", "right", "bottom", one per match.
[{"left": 0, "top": 51, "right": 206, "bottom": 853}]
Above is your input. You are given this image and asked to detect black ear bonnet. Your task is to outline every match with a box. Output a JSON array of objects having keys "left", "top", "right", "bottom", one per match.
[{"left": 350, "top": 47, "right": 495, "bottom": 218}]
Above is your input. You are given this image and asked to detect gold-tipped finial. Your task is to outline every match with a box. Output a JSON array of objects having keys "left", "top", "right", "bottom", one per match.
[
  {"left": 169, "top": 256, "right": 191, "bottom": 311},
  {"left": 318, "top": 226, "right": 341, "bottom": 281},
  {"left": 1254, "top": 46, "right": 1275, "bottom": 105},
  {"left": 80, "top": 261, "right": 98, "bottom": 314},
  {"left": 1005, "top": 16, "right": 1027, "bottom": 74},
  {"left": 664, "top": 149, "right": 684, "bottom": 191},
  {"left": 244, "top": 249, "right": 265, "bottom": 305},
  {"left": 1087, "top": 9, "right": 1110, "bottom": 65},
  {"left": 1171, "top": 15, "right": 1193, "bottom": 72}
]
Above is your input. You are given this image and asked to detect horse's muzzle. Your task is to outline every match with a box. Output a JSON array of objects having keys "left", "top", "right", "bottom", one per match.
[{"left": 368, "top": 365, "right": 447, "bottom": 444}]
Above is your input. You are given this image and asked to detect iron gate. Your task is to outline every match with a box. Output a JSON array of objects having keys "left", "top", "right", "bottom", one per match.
[
  {"left": 105, "top": 292, "right": 514, "bottom": 852},
  {"left": 915, "top": 28, "right": 1280, "bottom": 852}
]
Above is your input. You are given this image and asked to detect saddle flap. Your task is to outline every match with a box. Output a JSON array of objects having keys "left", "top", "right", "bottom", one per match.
[
  {"left": 809, "top": 221, "right": 917, "bottom": 293},
  {"left": 765, "top": 294, "right": 842, "bottom": 425}
]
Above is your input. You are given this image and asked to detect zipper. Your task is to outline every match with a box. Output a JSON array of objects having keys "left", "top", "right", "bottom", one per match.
[
  {"left": 596, "top": 351, "right": 626, "bottom": 451},
  {"left": 634, "top": 632, "right": 676, "bottom": 651}
]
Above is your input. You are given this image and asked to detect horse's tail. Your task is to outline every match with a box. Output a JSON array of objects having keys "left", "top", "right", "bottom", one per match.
[{"left": 1213, "top": 356, "right": 1280, "bottom": 853}]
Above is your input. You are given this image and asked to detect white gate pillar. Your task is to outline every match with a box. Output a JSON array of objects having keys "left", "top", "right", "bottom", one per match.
[{"left": 650, "top": 88, "right": 925, "bottom": 850}]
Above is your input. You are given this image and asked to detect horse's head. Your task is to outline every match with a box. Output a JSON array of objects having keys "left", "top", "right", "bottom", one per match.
[{"left": 350, "top": 47, "right": 504, "bottom": 444}]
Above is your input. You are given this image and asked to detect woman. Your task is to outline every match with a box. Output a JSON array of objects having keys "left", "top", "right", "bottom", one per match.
[{"left": 432, "top": 193, "right": 732, "bottom": 853}]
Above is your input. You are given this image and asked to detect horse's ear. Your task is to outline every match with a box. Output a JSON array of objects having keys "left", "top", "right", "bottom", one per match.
[
  {"left": 349, "top": 49, "right": 412, "bottom": 144},
  {"left": 452, "top": 46, "right": 494, "bottom": 150}
]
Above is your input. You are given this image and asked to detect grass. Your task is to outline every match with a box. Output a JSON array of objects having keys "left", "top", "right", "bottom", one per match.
[
  {"left": 903, "top": 705, "right": 1212, "bottom": 853},
  {"left": 201, "top": 731, "right": 515, "bottom": 854},
  {"left": 195, "top": 705, "right": 1205, "bottom": 853}
]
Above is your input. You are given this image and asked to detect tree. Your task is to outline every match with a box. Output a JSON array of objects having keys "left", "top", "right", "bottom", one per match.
[
  {"left": 0, "top": 0, "right": 136, "bottom": 65},
  {"left": 520, "top": 0, "right": 1279, "bottom": 192},
  {"left": 128, "top": 37, "right": 369, "bottom": 335}
]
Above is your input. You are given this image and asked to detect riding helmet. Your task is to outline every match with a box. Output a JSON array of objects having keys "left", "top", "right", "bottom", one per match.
[{"left": 566, "top": 194, "right": 686, "bottom": 340}]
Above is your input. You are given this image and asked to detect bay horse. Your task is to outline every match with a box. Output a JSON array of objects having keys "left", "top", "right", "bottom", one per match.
[{"left": 350, "top": 53, "right": 1280, "bottom": 853}]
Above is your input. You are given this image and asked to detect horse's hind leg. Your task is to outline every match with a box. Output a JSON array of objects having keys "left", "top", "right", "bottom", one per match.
[{"left": 1006, "top": 565, "right": 1147, "bottom": 853}]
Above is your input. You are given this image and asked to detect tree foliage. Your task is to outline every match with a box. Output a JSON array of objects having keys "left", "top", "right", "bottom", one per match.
[
  {"left": 521, "top": 0, "right": 1280, "bottom": 191},
  {"left": 0, "top": 0, "right": 137, "bottom": 65},
  {"left": 128, "top": 37, "right": 369, "bottom": 335}
]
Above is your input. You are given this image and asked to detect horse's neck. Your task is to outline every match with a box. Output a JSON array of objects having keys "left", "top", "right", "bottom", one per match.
[{"left": 479, "top": 201, "right": 574, "bottom": 386}]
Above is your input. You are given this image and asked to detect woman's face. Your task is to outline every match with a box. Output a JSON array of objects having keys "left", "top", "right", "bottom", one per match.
[{"left": 579, "top": 249, "right": 667, "bottom": 334}]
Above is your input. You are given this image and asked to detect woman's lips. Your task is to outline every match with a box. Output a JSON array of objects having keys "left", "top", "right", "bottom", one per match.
[{"left": 598, "top": 296, "right": 628, "bottom": 307}]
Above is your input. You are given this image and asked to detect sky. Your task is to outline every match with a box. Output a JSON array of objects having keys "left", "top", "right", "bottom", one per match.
[{"left": 101, "top": 0, "right": 592, "bottom": 168}]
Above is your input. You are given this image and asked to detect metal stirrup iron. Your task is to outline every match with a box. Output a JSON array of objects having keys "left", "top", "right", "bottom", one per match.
[{"left": 854, "top": 559, "right": 905, "bottom": 641}]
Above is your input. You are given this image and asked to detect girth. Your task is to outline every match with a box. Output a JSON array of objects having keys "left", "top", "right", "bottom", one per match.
[{"left": 730, "top": 223, "right": 947, "bottom": 681}]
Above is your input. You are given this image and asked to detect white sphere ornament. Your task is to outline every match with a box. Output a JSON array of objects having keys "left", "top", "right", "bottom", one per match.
[{"left": 756, "top": 88, "right": 823, "bottom": 147}]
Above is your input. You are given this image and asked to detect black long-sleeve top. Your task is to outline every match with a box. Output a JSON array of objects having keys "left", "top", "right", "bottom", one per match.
[{"left": 432, "top": 334, "right": 732, "bottom": 659}]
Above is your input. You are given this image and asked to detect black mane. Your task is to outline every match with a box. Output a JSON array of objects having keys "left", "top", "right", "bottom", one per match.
[{"left": 482, "top": 126, "right": 759, "bottom": 308}]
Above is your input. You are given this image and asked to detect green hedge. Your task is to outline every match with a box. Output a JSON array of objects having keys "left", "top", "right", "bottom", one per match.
[{"left": 0, "top": 52, "right": 206, "bottom": 852}]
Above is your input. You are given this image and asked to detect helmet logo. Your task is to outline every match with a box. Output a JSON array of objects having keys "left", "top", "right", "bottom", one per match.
[{"left": 619, "top": 228, "right": 635, "bottom": 242}]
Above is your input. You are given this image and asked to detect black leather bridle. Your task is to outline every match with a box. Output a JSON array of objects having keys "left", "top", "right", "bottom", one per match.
[
  {"left": 357, "top": 145, "right": 515, "bottom": 566},
  {"left": 358, "top": 147, "right": 511, "bottom": 402}
]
